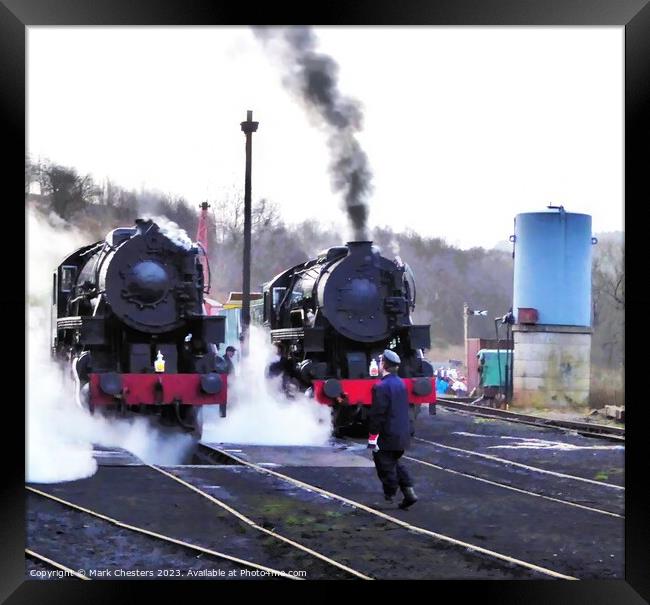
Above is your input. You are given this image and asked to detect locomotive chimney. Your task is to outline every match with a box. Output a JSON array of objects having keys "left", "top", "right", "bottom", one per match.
[
  {"left": 240, "top": 110, "right": 259, "bottom": 356},
  {"left": 346, "top": 240, "right": 373, "bottom": 256}
]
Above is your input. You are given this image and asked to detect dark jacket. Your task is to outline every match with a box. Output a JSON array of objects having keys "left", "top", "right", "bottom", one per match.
[
  {"left": 224, "top": 356, "right": 234, "bottom": 375},
  {"left": 368, "top": 373, "right": 412, "bottom": 451}
]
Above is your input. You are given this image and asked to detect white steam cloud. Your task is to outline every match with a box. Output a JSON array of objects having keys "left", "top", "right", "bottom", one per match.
[
  {"left": 148, "top": 216, "right": 193, "bottom": 250},
  {"left": 202, "top": 325, "right": 332, "bottom": 446},
  {"left": 27, "top": 208, "right": 194, "bottom": 484}
]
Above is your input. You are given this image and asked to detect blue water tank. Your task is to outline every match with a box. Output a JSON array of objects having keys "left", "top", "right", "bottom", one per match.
[{"left": 512, "top": 208, "right": 594, "bottom": 327}]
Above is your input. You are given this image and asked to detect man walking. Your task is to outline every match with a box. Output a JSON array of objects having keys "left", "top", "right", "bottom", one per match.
[{"left": 368, "top": 350, "right": 418, "bottom": 510}]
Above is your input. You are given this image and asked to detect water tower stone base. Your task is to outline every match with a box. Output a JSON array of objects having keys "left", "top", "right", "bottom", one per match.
[{"left": 512, "top": 324, "right": 592, "bottom": 410}]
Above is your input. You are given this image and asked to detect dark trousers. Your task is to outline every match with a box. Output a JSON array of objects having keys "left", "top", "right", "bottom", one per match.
[{"left": 372, "top": 450, "right": 413, "bottom": 497}]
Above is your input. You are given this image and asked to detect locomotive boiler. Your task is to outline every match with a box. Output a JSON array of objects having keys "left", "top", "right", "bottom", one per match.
[
  {"left": 262, "top": 240, "right": 436, "bottom": 430},
  {"left": 52, "top": 218, "right": 228, "bottom": 432}
]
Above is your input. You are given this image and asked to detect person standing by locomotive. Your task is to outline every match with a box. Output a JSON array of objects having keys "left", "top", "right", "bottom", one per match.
[
  {"left": 367, "top": 350, "right": 418, "bottom": 510},
  {"left": 224, "top": 345, "right": 237, "bottom": 375}
]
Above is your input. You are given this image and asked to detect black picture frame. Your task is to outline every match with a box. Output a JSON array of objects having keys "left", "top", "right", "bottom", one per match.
[{"left": 4, "top": 0, "right": 647, "bottom": 602}]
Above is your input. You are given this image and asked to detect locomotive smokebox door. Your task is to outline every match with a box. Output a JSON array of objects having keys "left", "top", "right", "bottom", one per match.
[{"left": 321, "top": 241, "right": 391, "bottom": 343}]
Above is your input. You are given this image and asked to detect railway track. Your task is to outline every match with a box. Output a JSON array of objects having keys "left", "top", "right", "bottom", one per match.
[
  {"left": 28, "top": 450, "right": 371, "bottom": 580},
  {"left": 400, "top": 405, "right": 624, "bottom": 519},
  {"left": 339, "top": 410, "right": 623, "bottom": 515},
  {"left": 144, "top": 463, "right": 371, "bottom": 580},
  {"left": 335, "top": 432, "right": 622, "bottom": 518},
  {"left": 332, "top": 432, "right": 623, "bottom": 517},
  {"left": 28, "top": 435, "right": 621, "bottom": 580},
  {"left": 25, "top": 549, "right": 90, "bottom": 580},
  {"left": 196, "top": 442, "right": 578, "bottom": 580},
  {"left": 27, "top": 486, "right": 301, "bottom": 580},
  {"left": 401, "top": 452, "right": 622, "bottom": 518},
  {"left": 413, "top": 435, "right": 624, "bottom": 491},
  {"left": 435, "top": 398, "right": 624, "bottom": 441}
]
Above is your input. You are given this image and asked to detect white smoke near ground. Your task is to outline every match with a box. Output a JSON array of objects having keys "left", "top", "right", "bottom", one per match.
[
  {"left": 202, "top": 325, "right": 332, "bottom": 446},
  {"left": 26, "top": 208, "right": 194, "bottom": 484},
  {"left": 148, "top": 215, "right": 193, "bottom": 250}
]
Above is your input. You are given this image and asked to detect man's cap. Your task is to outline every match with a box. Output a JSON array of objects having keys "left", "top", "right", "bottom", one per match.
[
  {"left": 226, "top": 346, "right": 236, "bottom": 352},
  {"left": 382, "top": 349, "right": 401, "bottom": 365}
]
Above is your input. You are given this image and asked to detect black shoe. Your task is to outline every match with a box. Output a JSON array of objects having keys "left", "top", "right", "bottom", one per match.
[
  {"left": 384, "top": 492, "right": 396, "bottom": 502},
  {"left": 398, "top": 486, "right": 418, "bottom": 510}
]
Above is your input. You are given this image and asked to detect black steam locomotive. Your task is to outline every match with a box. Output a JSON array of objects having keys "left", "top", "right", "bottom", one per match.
[
  {"left": 262, "top": 240, "right": 436, "bottom": 429},
  {"left": 52, "top": 219, "right": 228, "bottom": 432}
]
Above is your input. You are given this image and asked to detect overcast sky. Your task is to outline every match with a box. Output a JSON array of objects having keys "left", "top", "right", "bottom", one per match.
[{"left": 28, "top": 27, "right": 623, "bottom": 249}]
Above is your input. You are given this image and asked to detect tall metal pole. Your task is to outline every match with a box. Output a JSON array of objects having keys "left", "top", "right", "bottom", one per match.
[
  {"left": 463, "top": 302, "right": 469, "bottom": 376},
  {"left": 240, "top": 110, "right": 259, "bottom": 356},
  {"left": 197, "top": 202, "right": 210, "bottom": 296}
]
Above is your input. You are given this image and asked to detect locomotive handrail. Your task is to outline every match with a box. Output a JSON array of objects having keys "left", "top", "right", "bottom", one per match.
[
  {"left": 92, "top": 241, "right": 111, "bottom": 284},
  {"left": 78, "top": 241, "right": 104, "bottom": 257}
]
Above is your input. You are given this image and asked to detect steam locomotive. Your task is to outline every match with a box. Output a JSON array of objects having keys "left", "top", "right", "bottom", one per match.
[
  {"left": 52, "top": 219, "right": 228, "bottom": 433},
  {"left": 262, "top": 240, "right": 436, "bottom": 430}
]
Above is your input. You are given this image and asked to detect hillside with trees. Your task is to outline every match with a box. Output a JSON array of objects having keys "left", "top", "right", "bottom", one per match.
[{"left": 26, "top": 158, "right": 623, "bottom": 398}]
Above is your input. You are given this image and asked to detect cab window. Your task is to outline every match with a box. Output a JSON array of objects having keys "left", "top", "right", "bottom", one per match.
[{"left": 60, "top": 266, "right": 76, "bottom": 293}]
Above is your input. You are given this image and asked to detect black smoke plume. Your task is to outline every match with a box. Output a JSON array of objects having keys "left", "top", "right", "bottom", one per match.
[{"left": 254, "top": 27, "right": 372, "bottom": 240}]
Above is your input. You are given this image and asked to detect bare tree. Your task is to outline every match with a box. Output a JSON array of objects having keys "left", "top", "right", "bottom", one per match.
[
  {"left": 593, "top": 237, "right": 624, "bottom": 308},
  {"left": 25, "top": 155, "right": 35, "bottom": 195},
  {"left": 30, "top": 162, "right": 623, "bottom": 369},
  {"left": 40, "top": 164, "right": 100, "bottom": 218},
  {"left": 212, "top": 193, "right": 243, "bottom": 244},
  {"left": 592, "top": 234, "right": 624, "bottom": 367}
]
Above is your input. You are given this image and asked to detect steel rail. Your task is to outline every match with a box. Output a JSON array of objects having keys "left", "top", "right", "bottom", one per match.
[
  {"left": 198, "top": 443, "right": 578, "bottom": 580},
  {"left": 147, "top": 463, "right": 372, "bottom": 580},
  {"left": 414, "top": 436, "right": 624, "bottom": 491},
  {"left": 25, "top": 549, "right": 91, "bottom": 580},
  {"left": 26, "top": 486, "right": 301, "bottom": 580},
  {"left": 402, "top": 455, "right": 623, "bottom": 518},
  {"left": 339, "top": 436, "right": 622, "bottom": 515},
  {"left": 436, "top": 398, "right": 624, "bottom": 441}
]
